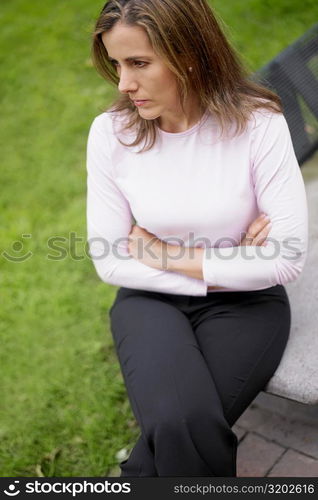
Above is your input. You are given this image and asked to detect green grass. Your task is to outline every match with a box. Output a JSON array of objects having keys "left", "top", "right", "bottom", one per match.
[{"left": 1, "top": 0, "right": 318, "bottom": 477}]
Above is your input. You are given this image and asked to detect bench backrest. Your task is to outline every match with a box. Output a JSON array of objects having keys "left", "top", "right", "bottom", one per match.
[{"left": 253, "top": 23, "right": 318, "bottom": 166}]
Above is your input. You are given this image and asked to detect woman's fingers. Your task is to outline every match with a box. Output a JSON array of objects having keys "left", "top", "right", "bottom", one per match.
[
  {"left": 252, "top": 221, "right": 272, "bottom": 246},
  {"left": 248, "top": 214, "right": 270, "bottom": 237},
  {"left": 241, "top": 214, "right": 271, "bottom": 246}
]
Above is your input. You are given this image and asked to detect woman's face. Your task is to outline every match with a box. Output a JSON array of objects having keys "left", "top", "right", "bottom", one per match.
[{"left": 101, "top": 23, "right": 195, "bottom": 129}]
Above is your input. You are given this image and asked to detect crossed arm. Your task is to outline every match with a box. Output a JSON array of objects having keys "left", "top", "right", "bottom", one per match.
[{"left": 127, "top": 214, "right": 272, "bottom": 286}]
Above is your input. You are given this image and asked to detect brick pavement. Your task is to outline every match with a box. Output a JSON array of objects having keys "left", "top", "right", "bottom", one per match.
[{"left": 234, "top": 398, "right": 318, "bottom": 477}]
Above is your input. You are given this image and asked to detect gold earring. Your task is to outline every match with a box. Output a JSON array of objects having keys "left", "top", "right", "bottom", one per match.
[{"left": 188, "top": 66, "right": 193, "bottom": 72}]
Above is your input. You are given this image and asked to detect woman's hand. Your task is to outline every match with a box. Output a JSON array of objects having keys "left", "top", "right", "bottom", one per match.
[
  {"left": 240, "top": 213, "right": 272, "bottom": 246},
  {"left": 128, "top": 224, "right": 168, "bottom": 270},
  {"left": 207, "top": 213, "right": 272, "bottom": 291}
]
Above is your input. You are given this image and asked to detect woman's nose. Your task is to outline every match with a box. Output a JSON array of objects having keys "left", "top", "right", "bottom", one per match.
[{"left": 118, "top": 69, "right": 138, "bottom": 94}]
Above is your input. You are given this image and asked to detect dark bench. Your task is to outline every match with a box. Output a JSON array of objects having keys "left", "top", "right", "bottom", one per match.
[{"left": 253, "top": 22, "right": 318, "bottom": 166}]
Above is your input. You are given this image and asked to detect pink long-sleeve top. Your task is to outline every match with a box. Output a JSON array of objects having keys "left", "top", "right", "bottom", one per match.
[{"left": 86, "top": 106, "right": 308, "bottom": 296}]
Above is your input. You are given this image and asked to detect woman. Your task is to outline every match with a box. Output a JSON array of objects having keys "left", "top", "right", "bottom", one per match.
[{"left": 86, "top": 0, "right": 308, "bottom": 477}]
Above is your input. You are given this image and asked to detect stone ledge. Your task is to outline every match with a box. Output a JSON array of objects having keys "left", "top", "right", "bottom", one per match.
[{"left": 265, "top": 176, "right": 318, "bottom": 404}]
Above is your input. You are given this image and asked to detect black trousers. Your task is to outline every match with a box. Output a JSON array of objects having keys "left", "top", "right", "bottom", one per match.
[{"left": 109, "top": 284, "right": 291, "bottom": 477}]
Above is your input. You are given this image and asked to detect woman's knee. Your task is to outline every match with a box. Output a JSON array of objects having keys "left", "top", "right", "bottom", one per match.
[{"left": 147, "top": 407, "right": 226, "bottom": 441}]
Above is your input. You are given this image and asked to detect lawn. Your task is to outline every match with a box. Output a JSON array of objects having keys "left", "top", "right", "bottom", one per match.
[{"left": 1, "top": 0, "right": 317, "bottom": 477}]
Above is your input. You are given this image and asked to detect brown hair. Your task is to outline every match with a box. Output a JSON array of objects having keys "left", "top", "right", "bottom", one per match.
[{"left": 91, "top": 0, "right": 282, "bottom": 153}]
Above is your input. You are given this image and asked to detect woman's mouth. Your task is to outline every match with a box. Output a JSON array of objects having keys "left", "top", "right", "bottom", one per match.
[{"left": 133, "top": 100, "right": 149, "bottom": 107}]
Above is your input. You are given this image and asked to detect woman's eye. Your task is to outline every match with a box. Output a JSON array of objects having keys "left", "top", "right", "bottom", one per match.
[
  {"left": 110, "top": 60, "right": 147, "bottom": 69},
  {"left": 133, "top": 61, "right": 147, "bottom": 68}
]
